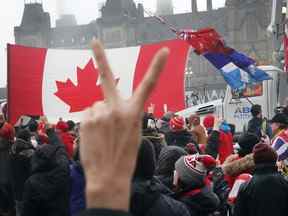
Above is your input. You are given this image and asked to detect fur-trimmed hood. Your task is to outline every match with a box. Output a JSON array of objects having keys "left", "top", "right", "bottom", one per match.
[{"left": 222, "top": 154, "right": 255, "bottom": 176}]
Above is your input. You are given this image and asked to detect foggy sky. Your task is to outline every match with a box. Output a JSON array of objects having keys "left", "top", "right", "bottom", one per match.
[{"left": 0, "top": 0, "right": 225, "bottom": 87}]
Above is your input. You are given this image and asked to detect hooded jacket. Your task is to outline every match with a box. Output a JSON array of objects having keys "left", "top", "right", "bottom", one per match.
[
  {"left": 155, "top": 146, "right": 187, "bottom": 189},
  {"left": 131, "top": 139, "right": 190, "bottom": 216},
  {"left": 222, "top": 154, "right": 255, "bottom": 188},
  {"left": 175, "top": 184, "right": 220, "bottom": 216},
  {"left": 205, "top": 130, "right": 233, "bottom": 164},
  {"left": 10, "top": 138, "right": 35, "bottom": 201},
  {"left": 142, "top": 129, "right": 166, "bottom": 161},
  {"left": 22, "top": 129, "right": 70, "bottom": 216},
  {"left": 234, "top": 164, "right": 288, "bottom": 216}
]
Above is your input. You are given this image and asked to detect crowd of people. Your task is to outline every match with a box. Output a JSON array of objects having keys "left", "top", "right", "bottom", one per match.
[{"left": 1, "top": 41, "right": 288, "bottom": 216}]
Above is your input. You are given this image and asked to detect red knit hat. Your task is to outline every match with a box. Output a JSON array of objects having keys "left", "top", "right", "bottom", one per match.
[
  {"left": 56, "top": 120, "right": 69, "bottom": 132},
  {"left": 169, "top": 116, "right": 185, "bottom": 131},
  {"left": 203, "top": 114, "right": 215, "bottom": 129},
  {"left": 253, "top": 143, "right": 278, "bottom": 164}
]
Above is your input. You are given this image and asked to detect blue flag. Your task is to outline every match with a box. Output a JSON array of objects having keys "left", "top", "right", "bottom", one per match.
[{"left": 204, "top": 50, "right": 272, "bottom": 90}]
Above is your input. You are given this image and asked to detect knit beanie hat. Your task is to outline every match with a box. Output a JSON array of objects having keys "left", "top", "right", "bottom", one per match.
[
  {"left": 155, "top": 146, "right": 187, "bottom": 176},
  {"left": 175, "top": 154, "right": 216, "bottom": 188},
  {"left": 133, "top": 138, "right": 156, "bottom": 180},
  {"left": 169, "top": 116, "right": 185, "bottom": 131},
  {"left": 203, "top": 114, "right": 215, "bottom": 129},
  {"left": 238, "top": 132, "right": 260, "bottom": 157},
  {"left": 251, "top": 104, "right": 262, "bottom": 117},
  {"left": 253, "top": 143, "right": 278, "bottom": 165}
]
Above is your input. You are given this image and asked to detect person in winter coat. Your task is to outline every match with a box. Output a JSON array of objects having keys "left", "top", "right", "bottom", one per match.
[
  {"left": 10, "top": 129, "right": 35, "bottom": 216},
  {"left": 270, "top": 113, "right": 288, "bottom": 176},
  {"left": 270, "top": 113, "right": 288, "bottom": 161},
  {"left": 0, "top": 113, "right": 15, "bottom": 214},
  {"left": 174, "top": 154, "right": 220, "bottom": 216},
  {"left": 22, "top": 127, "right": 70, "bottom": 216},
  {"left": 234, "top": 143, "right": 288, "bottom": 216},
  {"left": 130, "top": 138, "right": 190, "bottom": 216},
  {"left": 189, "top": 114, "right": 207, "bottom": 145},
  {"left": 142, "top": 113, "right": 166, "bottom": 161},
  {"left": 205, "top": 120, "right": 233, "bottom": 164},
  {"left": 56, "top": 120, "right": 75, "bottom": 159},
  {"left": 203, "top": 114, "right": 215, "bottom": 136},
  {"left": 158, "top": 112, "right": 174, "bottom": 135},
  {"left": 155, "top": 146, "right": 187, "bottom": 189},
  {"left": 70, "top": 146, "right": 86, "bottom": 216},
  {"left": 222, "top": 132, "right": 259, "bottom": 189},
  {"left": 28, "top": 121, "right": 49, "bottom": 146},
  {"left": 247, "top": 104, "right": 271, "bottom": 138},
  {"left": 165, "top": 116, "right": 196, "bottom": 148}
]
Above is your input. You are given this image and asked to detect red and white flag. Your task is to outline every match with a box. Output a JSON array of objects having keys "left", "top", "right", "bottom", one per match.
[{"left": 8, "top": 40, "right": 190, "bottom": 124}]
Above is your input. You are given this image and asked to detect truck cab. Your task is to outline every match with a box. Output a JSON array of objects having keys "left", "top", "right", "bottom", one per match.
[
  {"left": 224, "top": 66, "right": 287, "bottom": 132},
  {"left": 177, "top": 66, "right": 288, "bottom": 133}
]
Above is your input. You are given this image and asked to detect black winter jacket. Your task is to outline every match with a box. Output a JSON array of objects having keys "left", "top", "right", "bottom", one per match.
[
  {"left": 10, "top": 138, "right": 35, "bottom": 201},
  {"left": 130, "top": 178, "right": 190, "bottom": 216},
  {"left": 176, "top": 186, "right": 220, "bottom": 216},
  {"left": 22, "top": 129, "right": 70, "bottom": 216},
  {"left": 234, "top": 164, "right": 288, "bottom": 216}
]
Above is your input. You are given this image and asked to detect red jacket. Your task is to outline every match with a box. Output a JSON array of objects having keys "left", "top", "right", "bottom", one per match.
[
  {"left": 59, "top": 131, "right": 74, "bottom": 159},
  {"left": 218, "top": 131, "right": 233, "bottom": 164}
]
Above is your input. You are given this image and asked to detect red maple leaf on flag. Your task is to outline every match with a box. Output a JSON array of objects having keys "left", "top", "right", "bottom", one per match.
[{"left": 54, "top": 58, "right": 119, "bottom": 113}]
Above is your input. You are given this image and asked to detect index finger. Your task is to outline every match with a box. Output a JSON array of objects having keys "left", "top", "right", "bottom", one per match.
[
  {"left": 132, "top": 48, "right": 169, "bottom": 110},
  {"left": 91, "top": 40, "right": 118, "bottom": 103}
]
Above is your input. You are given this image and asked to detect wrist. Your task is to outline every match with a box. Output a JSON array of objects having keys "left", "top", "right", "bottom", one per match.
[{"left": 86, "top": 177, "right": 131, "bottom": 211}]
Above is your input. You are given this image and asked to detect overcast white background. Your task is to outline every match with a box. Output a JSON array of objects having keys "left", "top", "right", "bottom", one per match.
[{"left": 0, "top": 0, "right": 225, "bottom": 87}]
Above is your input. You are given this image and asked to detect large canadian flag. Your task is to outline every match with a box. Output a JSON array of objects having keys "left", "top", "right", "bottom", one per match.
[{"left": 8, "top": 39, "right": 190, "bottom": 124}]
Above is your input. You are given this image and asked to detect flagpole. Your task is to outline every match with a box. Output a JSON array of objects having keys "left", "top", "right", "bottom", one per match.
[{"left": 143, "top": 9, "right": 180, "bottom": 35}]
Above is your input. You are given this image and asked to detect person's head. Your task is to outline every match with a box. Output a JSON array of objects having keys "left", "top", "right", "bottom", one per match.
[
  {"left": 203, "top": 114, "right": 215, "bottom": 133},
  {"left": 142, "top": 112, "right": 154, "bottom": 130},
  {"left": 253, "top": 143, "right": 278, "bottom": 165},
  {"left": 161, "top": 111, "right": 174, "bottom": 123},
  {"left": 238, "top": 132, "right": 260, "bottom": 157},
  {"left": 133, "top": 139, "right": 156, "bottom": 180},
  {"left": 174, "top": 154, "right": 216, "bottom": 190},
  {"left": 251, "top": 104, "right": 262, "bottom": 118},
  {"left": 67, "top": 120, "right": 76, "bottom": 132},
  {"left": 56, "top": 120, "right": 69, "bottom": 132},
  {"left": 169, "top": 116, "right": 185, "bottom": 132},
  {"left": 189, "top": 114, "right": 200, "bottom": 127},
  {"left": 270, "top": 113, "right": 288, "bottom": 134},
  {"left": 28, "top": 121, "right": 39, "bottom": 133},
  {"left": 17, "top": 129, "right": 31, "bottom": 142},
  {"left": 155, "top": 146, "right": 187, "bottom": 176},
  {"left": 219, "top": 120, "right": 231, "bottom": 133}
]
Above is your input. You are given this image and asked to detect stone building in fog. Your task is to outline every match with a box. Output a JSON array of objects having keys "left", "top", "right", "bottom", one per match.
[{"left": 14, "top": 0, "right": 274, "bottom": 106}]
